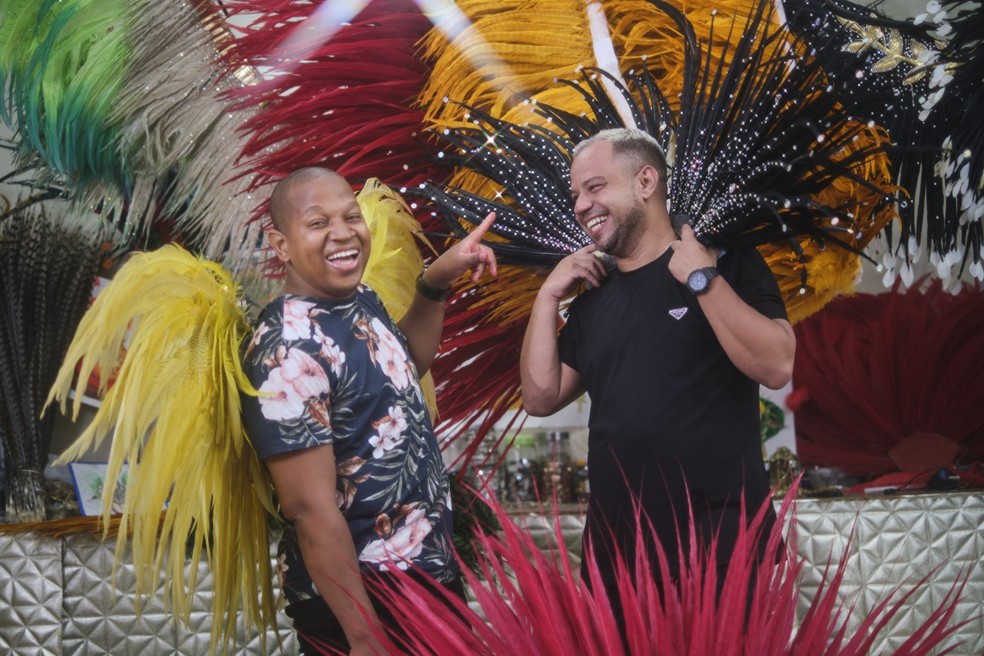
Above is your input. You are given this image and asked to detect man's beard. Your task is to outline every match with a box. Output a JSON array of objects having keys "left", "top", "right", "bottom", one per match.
[{"left": 598, "top": 200, "right": 644, "bottom": 257}]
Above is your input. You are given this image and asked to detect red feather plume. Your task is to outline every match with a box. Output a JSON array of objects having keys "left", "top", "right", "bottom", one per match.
[{"left": 793, "top": 278, "right": 984, "bottom": 478}]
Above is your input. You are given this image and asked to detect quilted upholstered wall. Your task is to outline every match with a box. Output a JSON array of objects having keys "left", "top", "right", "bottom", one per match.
[{"left": 2, "top": 492, "right": 982, "bottom": 654}]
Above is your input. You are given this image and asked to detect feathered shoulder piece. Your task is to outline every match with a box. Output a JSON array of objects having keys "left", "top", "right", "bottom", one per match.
[
  {"left": 45, "top": 244, "right": 278, "bottom": 654},
  {"left": 359, "top": 177, "right": 439, "bottom": 417}
]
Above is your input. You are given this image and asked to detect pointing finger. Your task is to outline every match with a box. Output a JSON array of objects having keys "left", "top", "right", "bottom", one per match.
[{"left": 464, "top": 212, "right": 496, "bottom": 243}]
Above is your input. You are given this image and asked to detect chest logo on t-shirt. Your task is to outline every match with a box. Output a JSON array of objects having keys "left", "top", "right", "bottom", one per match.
[{"left": 668, "top": 307, "right": 688, "bottom": 320}]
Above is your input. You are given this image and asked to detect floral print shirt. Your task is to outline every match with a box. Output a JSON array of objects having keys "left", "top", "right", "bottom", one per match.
[{"left": 241, "top": 287, "right": 458, "bottom": 604}]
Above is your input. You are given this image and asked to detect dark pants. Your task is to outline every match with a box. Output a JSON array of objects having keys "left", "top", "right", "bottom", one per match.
[
  {"left": 589, "top": 559, "right": 767, "bottom": 651},
  {"left": 286, "top": 571, "right": 466, "bottom": 655}
]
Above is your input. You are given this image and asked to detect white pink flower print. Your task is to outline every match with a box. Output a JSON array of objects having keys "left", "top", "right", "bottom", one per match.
[
  {"left": 258, "top": 347, "right": 330, "bottom": 422},
  {"left": 369, "top": 317, "right": 412, "bottom": 390},
  {"left": 359, "top": 507, "right": 434, "bottom": 570},
  {"left": 247, "top": 322, "right": 270, "bottom": 354},
  {"left": 275, "top": 553, "right": 288, "bottom": 588},
  {"left": 367, "top": 406, "right": 408, "bottom": 458},
  {"left": 313, "top": 324, "right": 346, "bottom": 375},
  {"left": 282, "top": 298, "right": 316, "bottom": 341}
]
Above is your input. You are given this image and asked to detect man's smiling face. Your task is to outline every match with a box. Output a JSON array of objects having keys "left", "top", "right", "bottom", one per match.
[
  {"left": 269, "top": 172, "right": 371, "bottom": 301},
  {"left": 570, "top": 140, "right": 646, "bottom": 258}
]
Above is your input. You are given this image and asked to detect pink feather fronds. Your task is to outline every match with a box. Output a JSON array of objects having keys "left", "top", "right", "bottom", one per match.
[{"left": 370, "top": 480, "right": 966, "bottom": 654}]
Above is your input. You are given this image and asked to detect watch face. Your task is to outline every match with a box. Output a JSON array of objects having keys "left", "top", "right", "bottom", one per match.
[{"left": 689, "top": 270, "right": 707, "bottom": 291}]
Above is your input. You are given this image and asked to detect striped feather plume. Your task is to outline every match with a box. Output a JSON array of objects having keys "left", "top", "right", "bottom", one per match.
[
  {"left": 45, "top": 244, "right": 279, "bottom": 654},
  {"left": 0, "top": 204, "right": 107, "bottom": 522}
]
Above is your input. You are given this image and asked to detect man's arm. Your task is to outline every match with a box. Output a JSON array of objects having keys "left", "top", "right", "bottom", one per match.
[
  {"left": 669, "top": 225, "right": 795, "bottom": 389},
  {"left": 520, "top": 245, "right": 605, "bottom": 416},
  {"left": 398, "top": 213, "right": 498, "bottom": 374},
  {"left": 265, "top": 445, "right": 385, "bottom": 656}
]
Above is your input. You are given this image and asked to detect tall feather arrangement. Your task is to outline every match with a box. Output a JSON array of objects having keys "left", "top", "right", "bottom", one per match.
[
  {"left": 367, "top": 481, "right": 967, "bottom": 654},
  {"left": 0, "top": 0, "right": 271, "bottom": 270},
  {"left": 106, "top": 0, "right": 271, "bottom": 267},
  {"left": 791, "top": 277, "right": 984, "bottom": 477},
  {"left": 44, "top": 245, "right": 280, "bottom": 654},
  {"left": 0, "top": 205, "right": 105, "bottom": 522},
  {"left": 782, "top": 0, "right": 984, "bottom": 287},
  {"left": 414, "top": 0, "right": 897, "bottom": 444}
]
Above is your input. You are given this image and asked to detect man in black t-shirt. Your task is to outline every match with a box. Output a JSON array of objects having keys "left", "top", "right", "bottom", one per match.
[{"left": 519, "top": 128, "right": 795, "bottom": 622}]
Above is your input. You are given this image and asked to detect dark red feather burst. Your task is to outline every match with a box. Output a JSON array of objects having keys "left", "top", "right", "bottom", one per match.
[
  {"left": 793, "top": 278, "right": 984, "bottom": 477},
  {"left": 217, "top": 0, "right": 448, "bottom": 222}
]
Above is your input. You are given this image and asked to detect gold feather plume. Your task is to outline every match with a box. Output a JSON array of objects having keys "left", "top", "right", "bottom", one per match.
[
  {"left": 45, "top": 245, "right": 279, "bottom": 654},
  {"left": 359, "top": 178, "right": 439, "bottom": 418}
]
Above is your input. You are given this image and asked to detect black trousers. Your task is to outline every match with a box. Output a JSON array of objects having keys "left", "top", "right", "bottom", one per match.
[{"left": 285, "top": 571, "right": 466, "bottom": 654}]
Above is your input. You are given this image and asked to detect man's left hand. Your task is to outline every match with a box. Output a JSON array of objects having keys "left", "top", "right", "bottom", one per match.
[
  {"left": 425, "top": 212, "right": 499, "bottom": 288},
  {"left": 668, "top": 223, "right": 718, "bottom": 285}
]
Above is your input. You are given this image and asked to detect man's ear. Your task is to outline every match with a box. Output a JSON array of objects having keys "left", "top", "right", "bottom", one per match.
[
  {"left": 267, "top": 229, "right": 290, "bottom": 263},
  {"left": 637, "top": 165, "right": 660, "bottom": 199}
]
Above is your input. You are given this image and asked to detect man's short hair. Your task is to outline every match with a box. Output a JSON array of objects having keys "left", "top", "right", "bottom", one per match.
[
  {"left": 269, "top": 167, "right": 339, "bottom": 231},
  {"left": 572, "top": 128, "right": 668, "bottom": 189}
]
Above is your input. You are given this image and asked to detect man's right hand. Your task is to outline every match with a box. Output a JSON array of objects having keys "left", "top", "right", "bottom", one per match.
[{"left": 539, "top": 244, "right": 610, "bottom": 303}]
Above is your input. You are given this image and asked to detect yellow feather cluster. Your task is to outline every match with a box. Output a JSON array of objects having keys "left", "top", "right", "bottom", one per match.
[
  {"left": 359, "top": 178, "right": 439, "bottom": 418},
  {"left": 45, "top": 244, "right": 279, "bottom": 654}
]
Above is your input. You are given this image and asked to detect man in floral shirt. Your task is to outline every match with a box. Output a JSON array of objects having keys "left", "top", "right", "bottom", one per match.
[{"left": 241, "top": 167, "right": 497, "bottom": 654}]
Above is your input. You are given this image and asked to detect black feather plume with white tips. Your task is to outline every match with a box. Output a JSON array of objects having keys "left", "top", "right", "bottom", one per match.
[{"left": 415, "top": 0, "right": 897, "bottom": 282}]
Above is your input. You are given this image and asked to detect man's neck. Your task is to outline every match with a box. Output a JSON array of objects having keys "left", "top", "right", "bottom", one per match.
[{"left": 615, "top": 218, "right": 676, "bottom": 272}]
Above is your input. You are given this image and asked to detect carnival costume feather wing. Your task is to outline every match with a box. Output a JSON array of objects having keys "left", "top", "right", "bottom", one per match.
[
  {"left": 43, "top": 177, "right": 426, "bottom": 652},
  {"left": 44, "top": 245, "right": 278, "bottom": 654},
  {"left": 409, "top": 0, "right": 898, "bottom": 447},
  {"left": 422, "top": 0, "right": 895, "bottom": 273},
  {"left": 359, "top": 178, "right": 439, "bottom": 417}
]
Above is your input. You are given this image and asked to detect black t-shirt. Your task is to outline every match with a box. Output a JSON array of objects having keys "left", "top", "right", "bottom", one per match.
[{"left": 558, "top": 246, "right": 787, "bottom": 582}]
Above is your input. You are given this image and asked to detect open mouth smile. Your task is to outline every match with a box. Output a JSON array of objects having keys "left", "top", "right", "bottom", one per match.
[{"left": 326, "top": 249, "right": 360, "bottom": 270}]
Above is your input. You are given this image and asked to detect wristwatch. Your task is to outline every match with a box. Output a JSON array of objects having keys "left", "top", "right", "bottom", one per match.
[{"left": 686, "top": 266, "right": 719, "bottom": 295}]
